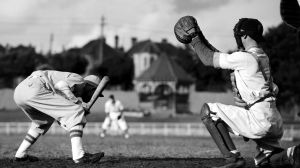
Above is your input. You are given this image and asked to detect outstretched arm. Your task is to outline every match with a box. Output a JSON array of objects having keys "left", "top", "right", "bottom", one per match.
[
  {"left": 190, "top": 36, "right": 219, "bottom": 66},
  {"left": 174, "top": 16, "right": 220, "bottom": 67}
]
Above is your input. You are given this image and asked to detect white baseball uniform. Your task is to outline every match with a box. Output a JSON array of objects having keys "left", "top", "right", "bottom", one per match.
[
  {"left": 14, "top": 70, "right": 87, "bottom": 134},
  {"left": 209, "top": 47, "right": 283, "bottom": 150},
  {"left": 102, "top": 99, "right": 128, "bottom": 131}
]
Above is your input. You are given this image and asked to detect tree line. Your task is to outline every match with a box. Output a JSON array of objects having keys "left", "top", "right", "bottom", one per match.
[{"left": 0, "top": 22, "right": 299, "bottom": 111}]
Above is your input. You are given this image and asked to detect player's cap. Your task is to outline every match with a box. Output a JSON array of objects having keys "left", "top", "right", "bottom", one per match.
[
  {"left": 109, "top": 94, "right": 114, "bottom": 99},
  {"left": 84, "top": 75, "right": 100, "bottom": 88},
  {"left": 234, "top": 18, "right": 264, "bottom": 42}
]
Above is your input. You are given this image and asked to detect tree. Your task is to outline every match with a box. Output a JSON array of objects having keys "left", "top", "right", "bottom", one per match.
[
  {"left": 0, "top": 45, "right": 46, "bottom": 77},
  {"left": 174, "top": 46, "right": 228, "bottom": 91},
  {"left": 48, "top": 48, "right": 88, "bottom": 75},
  {"left": 95, "top": 54, "right": 134, "bottom": 90},
  {"left": 263, "top": 23, "right": 300, "bottom": 109}
]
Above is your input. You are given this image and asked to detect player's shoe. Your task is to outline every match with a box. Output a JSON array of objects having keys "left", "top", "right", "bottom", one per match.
[
  {"left": 74, "top": 152, "right": 105, "bottom": 164},
  {"left": 292, "top": 144, "right": 300, "bottom": 168},
  {"left": 14, "top": 155, "right": 39, "bottom": 162},
  {"left": 213, "top": 157, "right": 246, "bottom": 168},
  {"left": 100, "top": 133, "right": 105, "bottom": 138},
  {"left": 124, "top": 133, "right": 130, "bottom": 139}
]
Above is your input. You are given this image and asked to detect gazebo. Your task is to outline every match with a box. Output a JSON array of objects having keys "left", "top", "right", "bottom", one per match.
[{"left": 134, "top": 54, "right": 195, "bottom": 116}]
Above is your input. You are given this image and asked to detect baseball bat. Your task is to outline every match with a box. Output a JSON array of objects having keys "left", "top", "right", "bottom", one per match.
[{"left": 86, "top": 76, "right": 110, "bottom": 111}]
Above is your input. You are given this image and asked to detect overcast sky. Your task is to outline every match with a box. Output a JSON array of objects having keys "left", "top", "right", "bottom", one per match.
[{"left": 0, "top": 0, "right": 285, "bottom": 53}]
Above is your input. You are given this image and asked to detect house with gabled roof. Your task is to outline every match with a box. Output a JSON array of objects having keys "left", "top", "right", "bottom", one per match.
[
  {"left": 127, "top": 38, "right": 182, "bottom": 79},
  {"left": 81, "top": 37, "right": 133, "bottom": 89},
  {"left": 134, "top": 53, "right": 195, "bottom": 115}
]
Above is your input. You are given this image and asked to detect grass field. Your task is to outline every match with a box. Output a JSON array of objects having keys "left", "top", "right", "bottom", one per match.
[{"left": 0, "top": 134, "right": 299, "bottom": 168}]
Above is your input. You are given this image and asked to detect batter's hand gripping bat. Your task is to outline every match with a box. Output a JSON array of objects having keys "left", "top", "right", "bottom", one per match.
[{"left": 86, "top": 76, "right": 110, "bottom": 112}]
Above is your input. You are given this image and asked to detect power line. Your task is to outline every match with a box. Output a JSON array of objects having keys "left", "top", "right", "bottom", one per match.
[{"left": 0, "top": 19, "right": 231, "bottom": 36}]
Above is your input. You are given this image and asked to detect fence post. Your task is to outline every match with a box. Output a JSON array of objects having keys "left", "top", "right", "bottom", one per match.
[
  {"left": 141, "top": 123, "right": 145, "bottom": 135},
  {"left": 174, "top": 123, "right": 177, "bottom": 136},
  {"left": 17, "top": 122, "right": 21, "bottom": 134},
  {"left": 6, "top": 123, "right": 10, "bottom": 135},
  {"left": 187, "top": 123, "right": 191, "bottom": 136},
  {"left": 152, "top": 123, "right": 156, "bottom": 135},
  {"left": 163, "top": 123, "right": 168, "bottom": 136}
]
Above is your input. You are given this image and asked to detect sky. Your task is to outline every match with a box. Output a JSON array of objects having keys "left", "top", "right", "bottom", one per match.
[{"left": 0, "top": 0, "right": 286, "bottom": 53}]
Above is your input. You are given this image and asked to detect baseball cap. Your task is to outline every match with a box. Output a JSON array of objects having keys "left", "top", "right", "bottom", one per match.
[
  {"left": 84, "top": 75, "right": 100, "bottom": 88},
  {"left": 109, "top": 94, "right": 114, "bottom": 99},
  {"left": 235, "top": 18, "right": 265, "bottom": 42}
]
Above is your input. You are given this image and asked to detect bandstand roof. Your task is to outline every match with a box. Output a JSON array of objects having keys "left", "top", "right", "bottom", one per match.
[{"left": 135, "top": 54, "right": 195, "bottom": 83}]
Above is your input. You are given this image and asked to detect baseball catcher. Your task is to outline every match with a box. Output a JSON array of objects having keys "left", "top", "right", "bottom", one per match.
[
  {"left": 13, "top": 70, "right": 105, "bottom": 164},
  {"left": 174, "top": 16, "right": 299, "bottom": 168}
]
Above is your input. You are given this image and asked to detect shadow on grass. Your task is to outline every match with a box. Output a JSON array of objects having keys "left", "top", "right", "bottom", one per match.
[{"left": 0, "top": 156, "right": 258, "bottom": 168}]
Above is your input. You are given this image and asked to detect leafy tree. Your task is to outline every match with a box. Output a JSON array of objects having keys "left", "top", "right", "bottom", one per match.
[
  {"left": 94, "top": 54, "right": 134, "bottom": 90},
  {"left": 174, "top": 46, "right": 228, "bottom": 91},
  {"left": 263, "top": 23, "right": 300, "bottom": 109},
  {"left": 48, "top": 48, "right": 88, "bottom": 75},
  {"left": 0, "top": 45, "right": 46, "bottom": 77}
]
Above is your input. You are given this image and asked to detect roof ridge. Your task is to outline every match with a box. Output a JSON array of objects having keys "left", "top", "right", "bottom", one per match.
[
  {"left": 153, "top": 54, "right": 163, "bottom": 79},
  {"left": 164, "top": 55, "right": 177, "bottom": 82}
]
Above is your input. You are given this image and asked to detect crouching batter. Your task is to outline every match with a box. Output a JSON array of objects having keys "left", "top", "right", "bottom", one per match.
[
  {"left": 14, "top": 70, "right": 104, "bottom": 164},
  {"left": 174, "top": 16, "right": 299, "bottom": 168}
]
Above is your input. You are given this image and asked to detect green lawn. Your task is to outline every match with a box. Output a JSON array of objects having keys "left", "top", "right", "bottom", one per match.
[{"left": 1, "top": 134, "right": 299, "bottom": 168}]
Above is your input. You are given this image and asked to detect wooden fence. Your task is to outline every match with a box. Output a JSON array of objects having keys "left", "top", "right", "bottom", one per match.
[{"left": 0, "top": 122, "right": 299, "bottom": 141}]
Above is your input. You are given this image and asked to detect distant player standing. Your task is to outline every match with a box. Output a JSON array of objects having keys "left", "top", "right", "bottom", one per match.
[
  {"left": 100, "top": 94, "right": 129, "bottom": 138},
  {"left": 174, "top": 16, "right": 299, "bottom": 168},
  {"left": 14, "top": 70, "right": 105, "bottom": 164}
]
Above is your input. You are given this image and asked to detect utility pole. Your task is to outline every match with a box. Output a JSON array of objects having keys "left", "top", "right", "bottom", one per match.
[
  {"left": 100, "top": 15, "right": 106, "bottom": 38},
  {"left": 48, "top": 33, "right": 54, "bottom": 56},
  {"left": 98, "top": 15, "right": 106, "bottom": 65}
]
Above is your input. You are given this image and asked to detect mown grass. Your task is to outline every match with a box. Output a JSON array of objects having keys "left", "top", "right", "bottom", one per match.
[{"left": 0, "top": 134, "right": 298, "bottom": 168}]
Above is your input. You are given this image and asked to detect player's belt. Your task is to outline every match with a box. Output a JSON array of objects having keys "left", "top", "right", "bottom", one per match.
[
  {"left": 28, "top": 75, "right": 46, "bottom": 84},
  {"left": 245, "top": 93, "right": 275, "bottom": 110}
]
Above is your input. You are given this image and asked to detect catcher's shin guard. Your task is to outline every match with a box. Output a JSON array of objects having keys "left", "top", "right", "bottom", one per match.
[
  {"left": 200, "top": 103, "right": 237, "bottom": 158},
  {"left": 215, "top": 120, "right": 237, "bottom": 152}
]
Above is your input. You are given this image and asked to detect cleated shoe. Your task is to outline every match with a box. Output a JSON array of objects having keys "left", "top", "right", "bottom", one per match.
[
  {"left": 124, "top": 134, "right": 130, "bottom": 139},
  {"left": 213, "top": 157, "right": 246, "bottom": 168},
  {"left": 15, "top": 155, "right": 39, "bottom": 162},
  {"left": 292, "top": 144, "right": 300, "bottom": 168},
  {"left": 74, "top": 152, "right": 105, "bottom": 164},
  {"left": 100, "top": 133, "right": 105, "bottom": 138}
]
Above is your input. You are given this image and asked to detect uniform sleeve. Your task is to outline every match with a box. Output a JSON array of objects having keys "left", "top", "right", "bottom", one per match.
[
  {"left": 104, "top": 101, "right": 110, "bottom": 113},
  {"left": 213, "top": 52, "right": 249, "bottom": 70},
  {"left": 54, "top": 80, "right": 79, "bottom": 104},
  {"left": 65, "top": 73, "right": 84, "bottom": 88},
  {"left": 117, "top": 101, "right": 124, "bottom": 111}
]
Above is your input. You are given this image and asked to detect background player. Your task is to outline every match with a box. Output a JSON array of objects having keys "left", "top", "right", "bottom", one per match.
[
  {"left": 100, "top": 94, "right": 129, "bottom": 139},
  {"left": 174, "top": 16, "right": 299, "bottom": 168},
  {"left": 14, "top": 70, "right": 105, "bottom": 164}
]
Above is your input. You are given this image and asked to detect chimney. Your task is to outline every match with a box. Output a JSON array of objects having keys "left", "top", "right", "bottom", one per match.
[
  {"left": 115, "top": 35, "right": 119, "bottom": 49},
  {"left": 98, "top": 37, "right": 105, "bottom": 65},
  {"left": 131, "top": 37, "right": 137, "bottom": 46},
  {"left": 100, "top": 36, "right": 106, "bottom": 43},
  {"left": 162, "top": 38, "right": 167, "bottom": 43}
]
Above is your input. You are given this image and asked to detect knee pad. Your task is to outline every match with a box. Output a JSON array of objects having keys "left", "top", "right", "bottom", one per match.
[{"left": 200, "top": 103, "right": 212, "bottom": 121}]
